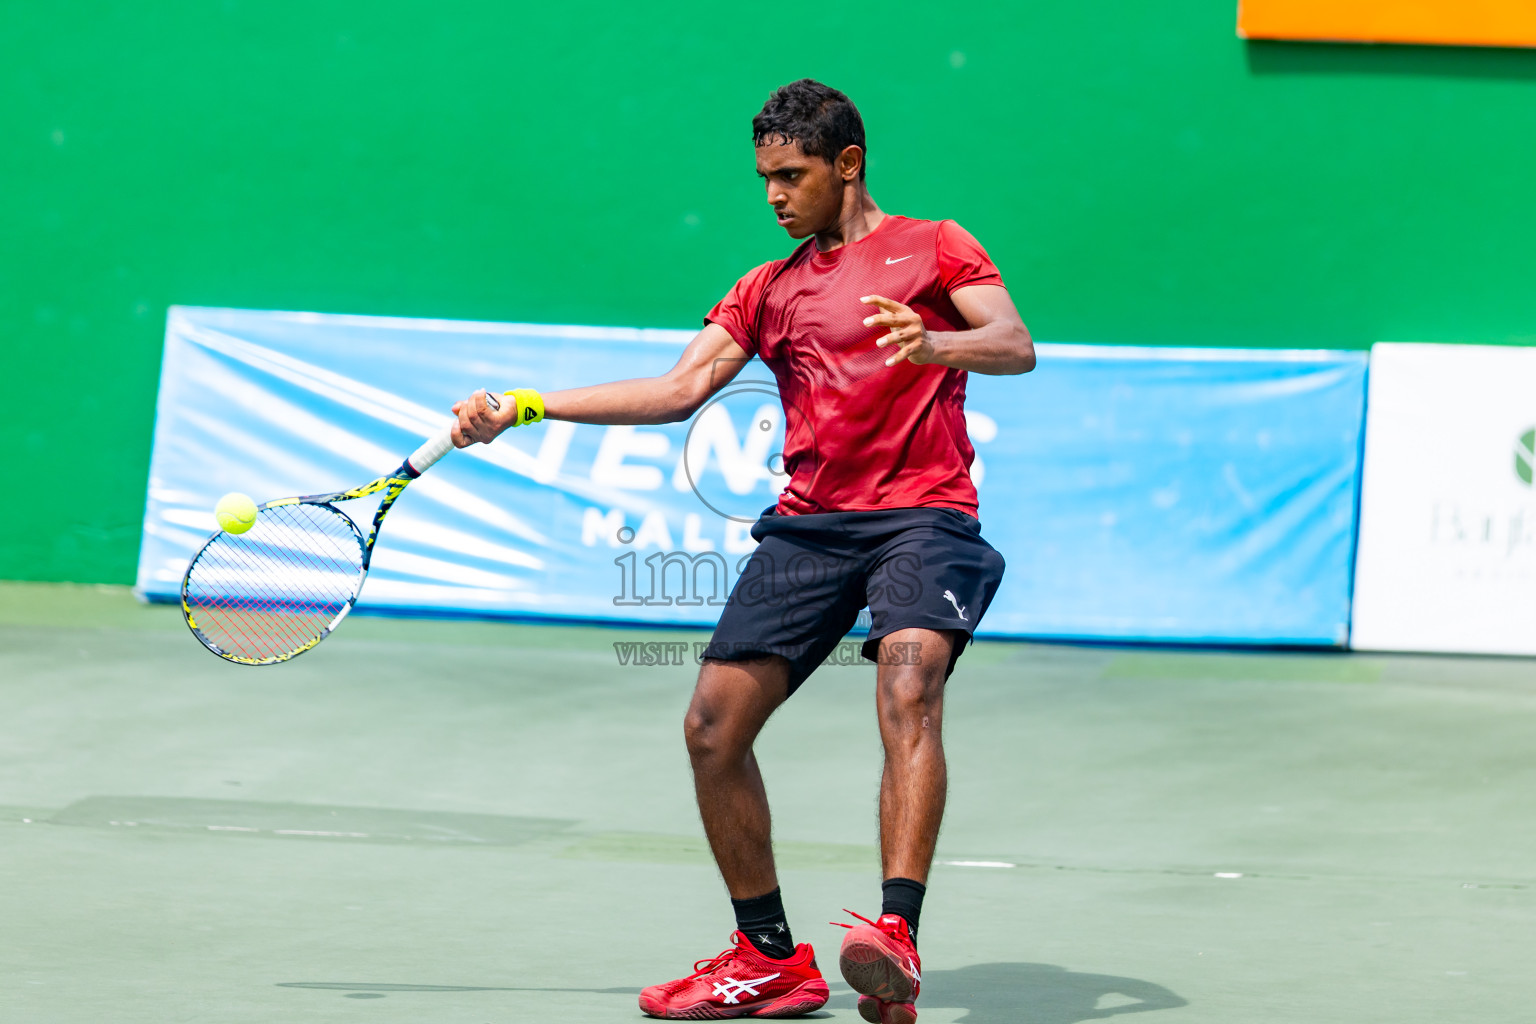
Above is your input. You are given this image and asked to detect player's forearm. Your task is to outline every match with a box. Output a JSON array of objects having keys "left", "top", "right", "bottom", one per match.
[
  {"left": 533, "top": 322, "right": 746, "bottom": 426},
  {"left": 541, "top": 376, "right": 700, "bottom": 425},
  {"left": 927, "top": 321, "right": 1035, "bottom": 375}
]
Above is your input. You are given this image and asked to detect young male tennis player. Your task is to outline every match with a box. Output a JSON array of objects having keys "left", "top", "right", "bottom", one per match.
[{"left": 450, "top": 79, "right": 1034, "bottom": 1023}]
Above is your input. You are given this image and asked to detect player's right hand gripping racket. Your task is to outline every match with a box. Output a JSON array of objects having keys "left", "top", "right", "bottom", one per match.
[{"left": 181, "top": 393, "right": 500, "bottom": 665}]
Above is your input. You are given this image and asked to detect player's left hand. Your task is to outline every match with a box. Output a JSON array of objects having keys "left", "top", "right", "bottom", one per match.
[{"left": 862, "top": 295, "right": 935, "bottom": 367}]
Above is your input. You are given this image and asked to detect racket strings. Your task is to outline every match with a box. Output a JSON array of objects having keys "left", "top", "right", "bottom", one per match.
[
  {"left": 184, "top": 503, "right": 366, "bottom": 662},
  {"left": 192, "top": 518, "right": 356, "bottom": 658},
  {"left": 191, "top": 513, "right": 359, "bottom": 659},
  {"left": 209, "top": 536, "right": 341, "bottom": 656}
]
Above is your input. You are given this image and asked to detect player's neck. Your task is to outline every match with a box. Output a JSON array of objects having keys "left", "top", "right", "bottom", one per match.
[{"left": 813, "top": 188, "right": 884, "bottom": 253}]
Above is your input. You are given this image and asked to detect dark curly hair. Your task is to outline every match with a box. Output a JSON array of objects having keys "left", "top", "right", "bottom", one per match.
[{"left": 752, "top": 79, "right": 867, "bottom": 180}]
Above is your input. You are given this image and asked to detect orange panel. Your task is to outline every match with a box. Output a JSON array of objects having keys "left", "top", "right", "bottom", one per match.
[{"left": 1238, "top": 0, "right": 1536, "bottom": 48}]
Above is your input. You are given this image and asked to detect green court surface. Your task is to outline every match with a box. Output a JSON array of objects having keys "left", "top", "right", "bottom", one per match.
[{"left": 1, "top": 581, "right": 1530, "bottom": 1023}]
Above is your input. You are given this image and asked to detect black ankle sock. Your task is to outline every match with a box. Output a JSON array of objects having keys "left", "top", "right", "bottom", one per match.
[
  {"left": 881, "top": 877, "right": 926, "bottom": 941},
  {"left": 732, "top": 887, "right": 795, "bottom": 960}
]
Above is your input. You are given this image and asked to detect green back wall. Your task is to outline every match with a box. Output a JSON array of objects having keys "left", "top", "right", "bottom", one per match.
[{"left": 4, "top": 1, "right": 1535, "bottom": 583}]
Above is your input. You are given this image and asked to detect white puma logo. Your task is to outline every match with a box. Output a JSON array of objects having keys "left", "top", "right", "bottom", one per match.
[
  {"left": 885, "top": 255, "right": 915, "bottom": 264},
  {"left": 713, "top": 973, "right": 781, "bottom": 1004},
  {"left": 943, "top": 590, "right": 967, "bottom": 620}
]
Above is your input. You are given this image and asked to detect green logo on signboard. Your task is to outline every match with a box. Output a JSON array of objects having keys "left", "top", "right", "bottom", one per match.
[{"left": 1518, "top": 428, "right": 1536, "bottom": 486}]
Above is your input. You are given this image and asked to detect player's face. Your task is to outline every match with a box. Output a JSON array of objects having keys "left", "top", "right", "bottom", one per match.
[{"left": 756, "top": 140, "right": 842, "bottom": 239}]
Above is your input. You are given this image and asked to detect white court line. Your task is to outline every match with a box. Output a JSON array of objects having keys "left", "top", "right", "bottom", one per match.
[{"left": 941, "top": 860, "right": 1016, "bottom": 869}]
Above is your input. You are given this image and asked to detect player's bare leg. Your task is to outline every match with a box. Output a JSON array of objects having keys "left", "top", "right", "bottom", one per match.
[
  {"left": 683, "top": 655, "right": 791, "bottom": 898},
  {"left": 837, "top": 628, "right": 958, "bottom": 1024},
  {"left": 876, "top": 627, "right": 958, "bottom": 882},
  {"left": 639, "top": 656, "right": 826, "bottom": 1019}
]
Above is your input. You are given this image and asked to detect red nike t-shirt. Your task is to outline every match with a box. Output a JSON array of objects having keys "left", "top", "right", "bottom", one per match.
[{"left": 706, "top": 215, "right": 1004, "bottom": 518}]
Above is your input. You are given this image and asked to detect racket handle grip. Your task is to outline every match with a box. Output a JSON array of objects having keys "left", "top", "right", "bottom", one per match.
[{"left": 404, "top": 389, "right": 501, "bottom": 477}]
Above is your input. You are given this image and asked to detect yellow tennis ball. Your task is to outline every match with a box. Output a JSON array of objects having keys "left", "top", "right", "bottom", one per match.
[{"left": 215, "top": 492, "right": 258, "bottom": 534}]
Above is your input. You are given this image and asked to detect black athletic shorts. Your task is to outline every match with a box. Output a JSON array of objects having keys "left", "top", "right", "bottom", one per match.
[{"left": 702, "top": 507, "right": 1006, "bottom": 694}]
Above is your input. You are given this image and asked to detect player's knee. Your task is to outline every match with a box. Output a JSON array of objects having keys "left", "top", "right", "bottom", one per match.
[
  {"left": 682, "top": 701, "right": 717, "bottom": 761},
  {"left": 879, "top": 668, "right": 944, "bottom": 732},
  {"left": 683, "top": 680, "right": 739, "bottom": 764}
]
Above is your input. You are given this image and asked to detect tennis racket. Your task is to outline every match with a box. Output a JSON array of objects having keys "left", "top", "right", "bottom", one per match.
[{"left": 181, "top": 392, "right": 500, "bottom": 665}]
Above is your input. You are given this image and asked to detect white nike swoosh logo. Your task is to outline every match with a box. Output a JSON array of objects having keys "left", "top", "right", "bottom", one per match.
[{"left": 885, "top": 255, "right": 914, "bottom": 264}]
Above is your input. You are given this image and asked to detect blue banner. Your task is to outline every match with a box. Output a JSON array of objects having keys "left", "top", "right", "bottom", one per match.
[{"left": 137, "top": 307, "right": 1366, "bottom": 644}]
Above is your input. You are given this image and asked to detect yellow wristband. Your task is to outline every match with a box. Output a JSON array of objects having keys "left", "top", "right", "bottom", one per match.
[{"left": 504, "top": 388, "right": 545, "bottom": 426}]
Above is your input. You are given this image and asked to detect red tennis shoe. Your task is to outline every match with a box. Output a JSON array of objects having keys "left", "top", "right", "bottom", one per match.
[
  {"left": 855, "top": 996, "right": 917, "bottom": 1024},
  {"left": 834, "top": 911, "right": 921, "bottom": 1024},
  {"left": 637, "top": 931, "right": 830, "bottom": 1019}
]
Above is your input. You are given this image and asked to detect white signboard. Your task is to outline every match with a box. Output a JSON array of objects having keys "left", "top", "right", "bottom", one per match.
[{"left": 1352, "top": 343, "right": 1536, "bottom": 655}]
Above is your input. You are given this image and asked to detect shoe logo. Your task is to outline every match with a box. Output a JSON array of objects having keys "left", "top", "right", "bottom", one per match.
[
  {"left": 713, "top": 973, "right": 780, "bottom": 1005},
  {"left": 908, "top": 958, "right": 922, "bottom": 984},
  {"left": 942, "top": 589, "right": 967, "bottom": 620},
  {"left": 885, "top": 255, "right": 915, "bottom": 265}
]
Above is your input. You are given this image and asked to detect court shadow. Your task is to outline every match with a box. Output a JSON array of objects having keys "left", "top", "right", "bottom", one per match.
[
  {"left": 1245, "top": 39, "right": 1536, "bottom": 81},
  {"left": 279, "top": 964, "right": 1184, "bottom": 1021},
  {"left": 827, "top": 962, "right": 1186, "bottom": 1024},
  {"left": 276, "top": 982, "right": 829, "bottom": 1019},
  {"left": 278, "top": 981, "right": 836, "bottom": 1016},
  {"left": 277, "top": 981, "right": 641, "bottom": 996}
]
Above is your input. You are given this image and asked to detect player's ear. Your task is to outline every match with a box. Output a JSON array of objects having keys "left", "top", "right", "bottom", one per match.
[{"left": 837, "top": 145, "right": 864, "bottom": 182}]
